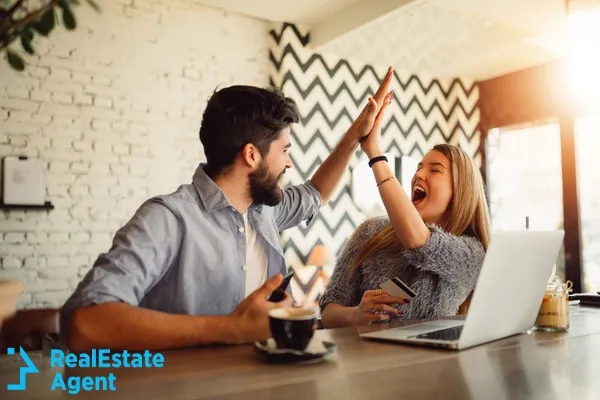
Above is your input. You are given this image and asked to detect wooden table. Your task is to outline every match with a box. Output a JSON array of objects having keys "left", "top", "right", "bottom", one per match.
[{"left": 2, "top": 305, "right": 600, "bottom": 399}]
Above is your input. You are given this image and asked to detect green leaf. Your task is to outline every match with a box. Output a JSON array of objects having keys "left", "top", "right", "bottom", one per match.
[
  {"left": 61, "top": 5, "right": 77, "bottom": 30},
  {"left": 20, "top": 40, "right": 35, "bottom": 55},
  {"left": 86, "top": 0, "right": 100, "bottom": 12},
  {"left": 20, "top": 29, "right": 35, "bottom": 55},
  {"left": 6, "top": 49, "right": 25, "bottom": 71},
  {"left": 33, "top": 8, "right": 56, "bottom": 36},
  {"left": 21, "top": 27, "right": 33, "bottom": 42}
]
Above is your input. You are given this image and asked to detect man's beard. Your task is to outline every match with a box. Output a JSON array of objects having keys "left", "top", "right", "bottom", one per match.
[{"left": 248, "top": 161, "right": 285, "bottom": 206}]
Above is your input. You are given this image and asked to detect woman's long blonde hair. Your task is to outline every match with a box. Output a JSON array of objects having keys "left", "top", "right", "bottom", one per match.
[{"left": 349, "top": 144, "right": 492, "bottom": 277}]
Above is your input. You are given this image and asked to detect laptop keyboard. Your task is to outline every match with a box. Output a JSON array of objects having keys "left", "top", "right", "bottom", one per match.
[{"left": 411, "top": 325, "right": 463, "bottom": 341}]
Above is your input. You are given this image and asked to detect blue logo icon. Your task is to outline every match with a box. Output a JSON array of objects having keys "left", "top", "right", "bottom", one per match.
[{"left": 7, "top": 346, "right": 39, "bottom": 391}]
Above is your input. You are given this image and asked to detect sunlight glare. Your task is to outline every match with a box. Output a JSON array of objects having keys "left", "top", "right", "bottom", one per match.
[{"left": 567, "top": 7, "right": 600, "bottom": 106}]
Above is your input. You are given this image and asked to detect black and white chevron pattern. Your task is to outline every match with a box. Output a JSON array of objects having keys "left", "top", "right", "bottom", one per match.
[{"left": 268, "top": 23, "right": 481, "bottom": 281}]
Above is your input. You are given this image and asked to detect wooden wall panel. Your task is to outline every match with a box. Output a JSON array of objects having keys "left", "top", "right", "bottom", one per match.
[{"left": 477, "top": 58, "right": 569, "bottom": 131}]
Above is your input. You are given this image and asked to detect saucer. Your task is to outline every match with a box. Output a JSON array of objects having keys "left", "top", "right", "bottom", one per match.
[{"left": 253, "top": 338, "right": 337, "bottom": 364}]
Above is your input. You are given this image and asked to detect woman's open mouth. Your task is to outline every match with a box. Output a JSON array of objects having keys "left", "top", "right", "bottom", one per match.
[{"left": 412, "top": 184, "right": 427, "bottom": 206}]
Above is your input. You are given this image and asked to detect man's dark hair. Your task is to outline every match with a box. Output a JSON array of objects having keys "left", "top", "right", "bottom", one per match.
[{"left": 199, "top": 85, "right": 300, "bottom": 178}]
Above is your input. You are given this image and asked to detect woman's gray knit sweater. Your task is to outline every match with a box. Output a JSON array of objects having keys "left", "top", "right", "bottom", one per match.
[{"left": 319, "top": 216, "right": 486, "bottom": 321}]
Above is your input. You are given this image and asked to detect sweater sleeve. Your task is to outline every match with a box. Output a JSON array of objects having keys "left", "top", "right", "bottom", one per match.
[
  {"left": 318, "top": 217, "right": 388, "bottom": 311},
  {"left": 401, "top": 224, "right": 486, "bottom": 290}
]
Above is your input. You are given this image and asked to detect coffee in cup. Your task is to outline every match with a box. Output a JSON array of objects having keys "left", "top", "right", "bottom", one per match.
[{"left": 268, "top": 307, "right": 317, "bottom": 351}]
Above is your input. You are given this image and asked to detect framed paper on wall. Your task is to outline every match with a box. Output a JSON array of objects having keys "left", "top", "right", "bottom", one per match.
[{"left": 1, "top": 156, "right": 46, "bottom": 206}]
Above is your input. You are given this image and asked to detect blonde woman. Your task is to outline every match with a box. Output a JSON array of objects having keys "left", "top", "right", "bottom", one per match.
[{"left": 319, "top": 95, "right": 491, "bottom": 328}]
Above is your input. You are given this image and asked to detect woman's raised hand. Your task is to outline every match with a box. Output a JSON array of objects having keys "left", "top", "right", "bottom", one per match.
[{"left": 349, "top": 66, "right": 394, "bottom": 145}]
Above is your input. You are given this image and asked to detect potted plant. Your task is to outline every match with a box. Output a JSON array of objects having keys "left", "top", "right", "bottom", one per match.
[{"left": 1, "top": 0, "right": 99, "bottom": 71}]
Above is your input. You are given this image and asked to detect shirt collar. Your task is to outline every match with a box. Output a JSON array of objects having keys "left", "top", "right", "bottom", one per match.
[
  {"left": 192, "top": 163, "right": 264, "bottom": 214},
  {"left": 192, "top": 163, "right": 232, "bottom": 211}
]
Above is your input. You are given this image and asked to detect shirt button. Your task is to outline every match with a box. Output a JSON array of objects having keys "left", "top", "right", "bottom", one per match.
[
  {"left": 239, "top": 226, "right": 245, "bottom": 233},
  {"left": 242, "top": 265, "right": 247, "bottom": 271}
]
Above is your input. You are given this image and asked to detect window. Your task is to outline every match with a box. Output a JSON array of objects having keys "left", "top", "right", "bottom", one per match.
[{"left": 486, "top": 122, "right": 566, "bottom": 279}]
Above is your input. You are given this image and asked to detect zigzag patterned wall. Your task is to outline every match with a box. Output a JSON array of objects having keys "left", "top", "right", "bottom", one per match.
[{"left": 268, "top": 23, "right": 481, "bottom": 302}]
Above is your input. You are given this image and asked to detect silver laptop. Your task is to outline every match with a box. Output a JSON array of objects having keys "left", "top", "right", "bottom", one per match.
[{"left": 359, "top": 230, "right": 565, "bottom": 350}]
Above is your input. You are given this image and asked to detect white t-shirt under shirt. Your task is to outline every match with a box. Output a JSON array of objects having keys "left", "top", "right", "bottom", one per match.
[{"left": 243, "top": 212, "right": 268, "bottom": 297}]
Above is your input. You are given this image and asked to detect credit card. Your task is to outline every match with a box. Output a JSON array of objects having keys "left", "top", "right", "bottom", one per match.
[{"left": 380, "top": 277, "right": 416, "bottom": 300}]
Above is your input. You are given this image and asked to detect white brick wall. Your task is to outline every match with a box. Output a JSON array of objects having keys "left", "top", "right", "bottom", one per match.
[{"left": 0, "top": 0, "right": 270, "bottom": 309}]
